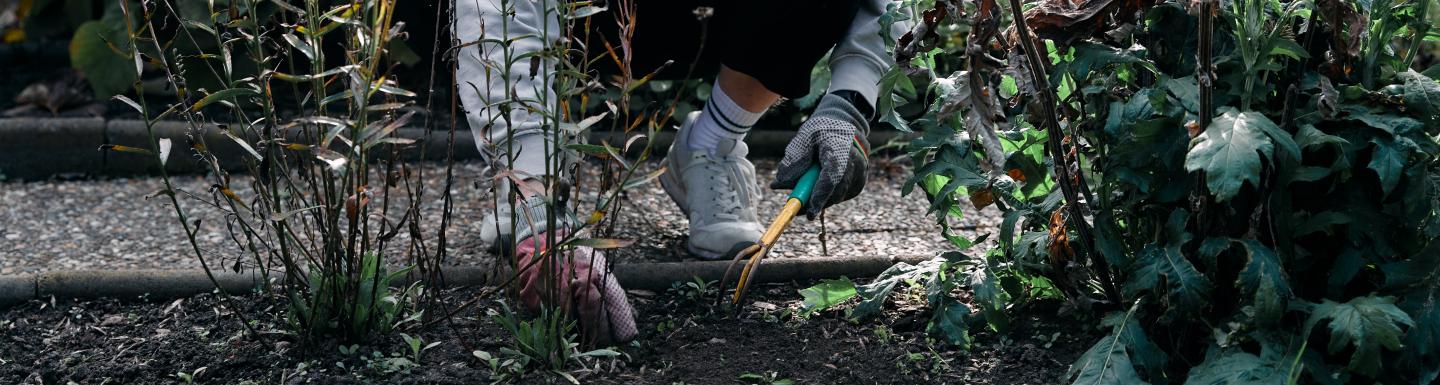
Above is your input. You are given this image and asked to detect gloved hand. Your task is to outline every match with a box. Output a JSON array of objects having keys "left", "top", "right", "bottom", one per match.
[
  {"left": 515, "top": 230, "right": 638, "bottom": 346},
  {"left": 771, "top": 92, "right": 871, "bottom": 219}
]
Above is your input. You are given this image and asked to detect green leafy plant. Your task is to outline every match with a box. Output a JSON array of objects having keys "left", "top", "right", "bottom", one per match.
[
  {"left": 358, "top": 349, "right": 418, "bottom": 375},
  {"left": 399, "top": 332, "right": 441, "bottom": 366},
  {"left": 797, "top": 277, "right": 857, "bottom": 317},
  {"left": 669, "top": 276, "right": 715, "bottom": 305},
  {"left": 738, "top": 371, "right": 795, "bottom": 385},
  {"left": 485, "top": 301, "right": 621, "bottom": 384},
  {"left": 69, "top": 16, "right": 136, "bottom": 99},
  {"left": 174, "top": 366, "right": 205, "bottom": 384},
  {"left": 287, "top": 252, "right": 417, "bottom": 337},
  {"left": 103, "top": 0, "right": 445, "bottom": 343},
  {"left": 798, "top": 252, "right": 977, "bottom": 347},
  {"left": 899, "top": 344, "right": 956, "bottom": 375},
  {"left": 861, "top": 0, "right": 1440, "bottom": 383}
]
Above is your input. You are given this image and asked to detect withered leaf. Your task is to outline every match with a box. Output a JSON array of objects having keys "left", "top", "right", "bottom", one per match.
[{"left": 1012, "top": 0, "right": 1124, "bottom": 45}]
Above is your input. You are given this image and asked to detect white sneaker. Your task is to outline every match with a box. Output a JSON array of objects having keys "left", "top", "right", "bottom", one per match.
[
  {"left": 660, "top": 112, "right": 764, "bottom": 260},
  {"left": 479, "top": 181, "right": 573, "bottom": 254}
]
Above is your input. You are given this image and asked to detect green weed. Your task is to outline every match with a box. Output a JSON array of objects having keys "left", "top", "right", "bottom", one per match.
[{"left": 738, "top": 371, "right": 795, "bottom": 385}]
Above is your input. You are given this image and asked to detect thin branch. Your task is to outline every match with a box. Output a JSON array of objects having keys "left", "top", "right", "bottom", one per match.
[{"left": 1003, "top": 0, "right": 1119, "bottom": 305}]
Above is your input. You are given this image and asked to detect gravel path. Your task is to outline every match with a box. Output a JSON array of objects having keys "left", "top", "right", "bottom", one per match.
[{"left": 0, "top": 159, "right": 1001, "bottom": 275}]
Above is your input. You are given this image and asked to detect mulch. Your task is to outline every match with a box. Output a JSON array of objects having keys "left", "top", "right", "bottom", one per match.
[{"left": 0, "top": 281, "right": 1091, "bottom": 384}]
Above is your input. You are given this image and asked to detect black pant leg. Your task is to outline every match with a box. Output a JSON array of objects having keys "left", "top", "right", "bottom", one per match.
[
  {"left": 581, "top": 0, "right": 860, "bottom": 99},
  {"left": 712, "top": 0, "right": 860, "bottom": 99}
]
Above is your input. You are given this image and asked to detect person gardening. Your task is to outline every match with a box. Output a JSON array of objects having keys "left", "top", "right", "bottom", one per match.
[{"left": 454, "top": 0, "right": 906, "bottom": 344}]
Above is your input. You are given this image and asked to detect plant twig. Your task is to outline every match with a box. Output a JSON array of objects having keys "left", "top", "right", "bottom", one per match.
[
  {"left": 1003, "top": 0, "right": 1119, "bottom": 305},
  {"left": 1191, "top": 0, "right": 1217, "bottom": 252}
]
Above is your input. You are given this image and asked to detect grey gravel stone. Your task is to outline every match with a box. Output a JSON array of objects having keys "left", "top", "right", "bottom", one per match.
[{"left": 0, "top": 159, "right": 1002, "bottom": 274}]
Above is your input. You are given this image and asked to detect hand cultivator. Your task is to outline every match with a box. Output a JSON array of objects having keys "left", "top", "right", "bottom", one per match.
[{"left": 718, "top": 165, "right": 821, "bottom": 308}]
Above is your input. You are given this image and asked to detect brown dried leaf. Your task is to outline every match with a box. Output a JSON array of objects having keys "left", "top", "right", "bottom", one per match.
[
  {"left": 969, "top": 188, "right": 995, "bottom": 209},
  {"left": 99, "top": 144, "right": 153, "bottom": 155},
  {"left": 937, "top": 71, "right": 1010, "bottom": 172},
  {"left": 1012, "top": 0, "right": 1123, "bottom": 45},
  {"left": 345, "top": 187, "right": 371, "bottom": 223},
  {"left": 1008, "top": 168, "right": 1028, "bottom": 182},
  {"left": 567, "top": 238, "right": 634, "bottom": 249},
  {"left": 1047, "top": 210, "right": 1075, "bottom": 268},
  {"left": 896, "top": 1, "right": 951, "bottom": 64}
]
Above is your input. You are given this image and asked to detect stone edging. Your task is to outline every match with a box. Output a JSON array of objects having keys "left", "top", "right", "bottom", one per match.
[
  {"left": 0, "top": 254, "right": 934, "bottom": 308},
  {"left": 0, "top": 118, "right": 911, "bottom": 180}
]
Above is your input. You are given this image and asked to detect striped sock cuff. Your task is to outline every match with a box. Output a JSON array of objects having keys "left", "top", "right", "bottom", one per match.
[{"left": 705, "top": 84, "right": 763, "bottom": 134}]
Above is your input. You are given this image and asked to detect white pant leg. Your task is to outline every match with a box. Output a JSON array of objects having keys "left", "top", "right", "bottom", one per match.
[{"left": 453, "top": 0, "right": 562, "bottom": 178}]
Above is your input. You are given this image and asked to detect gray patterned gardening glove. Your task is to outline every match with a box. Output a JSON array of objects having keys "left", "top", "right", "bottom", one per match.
[{"left": 771, "top": 92, "right": 871, "bottom": 219}]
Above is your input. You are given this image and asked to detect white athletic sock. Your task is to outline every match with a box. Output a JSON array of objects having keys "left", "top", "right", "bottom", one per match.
[{"left": 686, "top": 83, "right": 764, "bottom": 154}]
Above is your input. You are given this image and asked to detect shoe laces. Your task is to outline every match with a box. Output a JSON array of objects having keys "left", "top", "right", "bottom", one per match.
[{"left": 702, "top": 154, "right": 745, "bottom": 222}]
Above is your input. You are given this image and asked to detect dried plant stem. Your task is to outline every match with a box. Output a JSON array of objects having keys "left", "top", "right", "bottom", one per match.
[
  {"left": 1003, "top": 0, "right": 1118, "bottom": 304},
  {"left": 1198, "top": 0, "right": 1216, "bottom": 129},
  {"left": 122, "top": 0, "right": 261, "bottom": 338}
]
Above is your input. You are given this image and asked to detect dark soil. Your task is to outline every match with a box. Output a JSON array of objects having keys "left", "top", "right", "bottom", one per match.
[{"left": 0, "top": 282, "right": 1094, "bottom": 384}]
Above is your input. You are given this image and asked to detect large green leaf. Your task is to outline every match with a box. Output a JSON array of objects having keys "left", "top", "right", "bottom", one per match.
[
  {"left": 1387, "top": 244, "right": 1440, "bottom": 380},
  {"left": 1124, "top": 211, "right": 1213, "bottom": 312},
  {"left": 1302, "top": 295, "right": 1416, "bottom": 377},
  {"left": 1398, "top": 69, "right": 1440, "bottom": 128},
  {"left": 1327, "top": 249, "right": 1365, "bottom": 296},
  {"left": 1368, "top": 136, "right": 1407, "bottom": 197},
  {"left": 1294, "top": 124, "right": 1348, "bottom": 150},
  {"left": 928, "top": 299, "right": 973, "bottom": 348},
  {"left": 969, "top": 263, "right": 1009, "bottom": 332},
  {"left": 1105, "top": 89, "right": 1193, "bottom": 201},
  {"left": 1182, "top": 349, "right": 1289, "bottom": 385},
  {"left": 1398, "top": 286, "right": 1440, "bottom": 383},
  {"left": 1236, "top": 240, "right": 1291, "bottom": 326},
  {"left": 905, "top": 147, "right": 988, "bottom": 216},
  {"left": 1068, "top": 327, "right": 1152, "bottom": 385},
  {"left": 1166, "top": 77, "right": 1201, "bottom": 116},
  {"left": 1185, "top": 110, "right": 1276, "bottom": 202},
  {"left": 1103, "top": 89, "right": 1158, "bottom": 138},
  {"left": 70, "top": 20, "right": 137, "bottom": 99},
  {"left": 1346, "top": 108, "right": 1426, "bottom": 136},
  {"left": 1061, "top": 42, "right": 1158, "bottom": 82},
  {"left": 798, "top": 278, "right": 857, "bottom": 316},
  {"left": 1382, "top": 242, "right": 1440, "bottom": 290},
  {"left": 1126, "top": 246, "right": 1214, "bottom": 311},
  {"left": 850, "top": 257, "right": 944, "bottom": 319},
  {"left": 1101, "top": 312, "right": 1168, "bottom": 381}
]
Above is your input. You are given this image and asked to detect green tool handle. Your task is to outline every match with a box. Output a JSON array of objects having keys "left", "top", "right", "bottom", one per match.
[{"left": 787, "top": 165, "right": 822, "bottom": 208}]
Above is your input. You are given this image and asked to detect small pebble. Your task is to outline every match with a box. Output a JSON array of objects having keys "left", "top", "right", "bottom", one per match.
[{"left": 1, "top": 160, "right": 1001, "bottom": 274}]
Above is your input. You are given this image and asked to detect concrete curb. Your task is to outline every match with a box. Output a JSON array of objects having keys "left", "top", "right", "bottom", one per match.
[
  {"left": 37, "top": 270, "right": 266, "bottom": 302},
  {"left": 0, "top": 118, "right": 107, "bottom": 179},
  {"left": 0, "top": 274, "right": 37, "bottom": 308},
  {"left": 0, "top": 254, "right": 935, "bottom": 308},
  {"left": 0, "top": 118, "right": 913, "bottom": 180}
]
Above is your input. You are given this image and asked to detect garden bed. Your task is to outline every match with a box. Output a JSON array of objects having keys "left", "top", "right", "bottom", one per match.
[{"left": 0, "top": 281, "right": 1091, "bottom": 384}]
